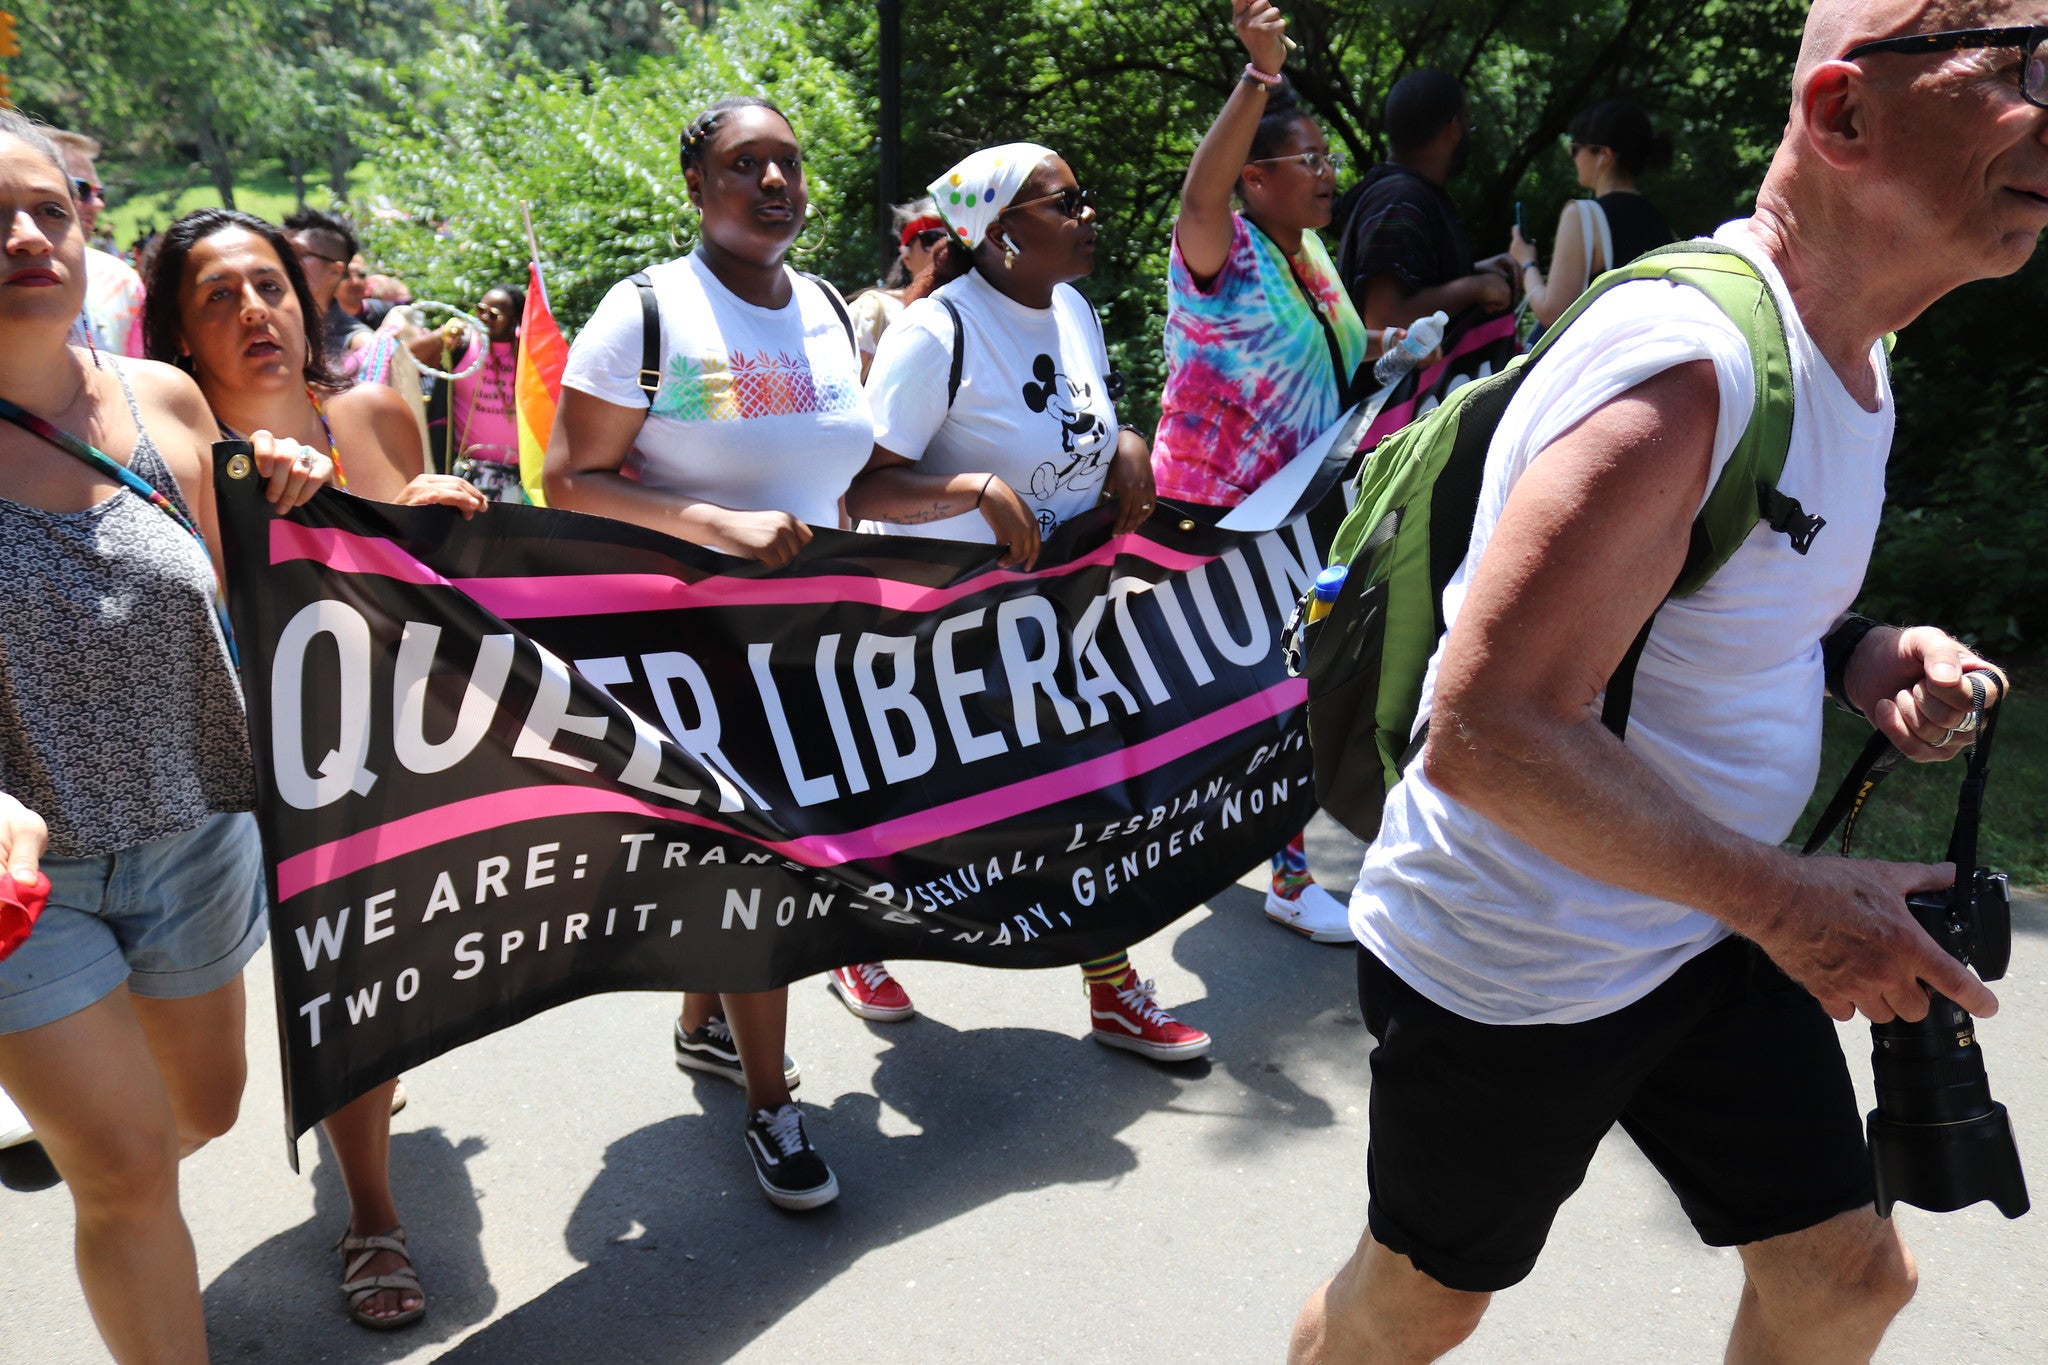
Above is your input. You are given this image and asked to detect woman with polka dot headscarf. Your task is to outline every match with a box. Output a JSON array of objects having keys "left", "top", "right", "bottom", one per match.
[{"left": 837, "top": 143, "right": 1211, "bottom": 1065}]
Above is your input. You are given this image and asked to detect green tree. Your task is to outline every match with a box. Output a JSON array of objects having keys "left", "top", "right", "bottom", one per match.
[{"left": 359, "top": 0, "right": 868, "bottom": 325}]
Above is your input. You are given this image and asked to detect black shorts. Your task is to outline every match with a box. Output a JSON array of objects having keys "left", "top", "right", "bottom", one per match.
[{"left": 1357, "top": 935, "right": 1874, "bottom": 1293}]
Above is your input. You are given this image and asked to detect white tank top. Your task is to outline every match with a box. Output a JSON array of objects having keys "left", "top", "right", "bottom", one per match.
[{"left": 1350, "top": 221, "right": 1894, "bottom": 1025}]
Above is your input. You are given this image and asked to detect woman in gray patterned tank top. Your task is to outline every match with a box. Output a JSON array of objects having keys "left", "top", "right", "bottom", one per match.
[{"left": 0, "top": 113, "right": 331, "bottom": 1365}]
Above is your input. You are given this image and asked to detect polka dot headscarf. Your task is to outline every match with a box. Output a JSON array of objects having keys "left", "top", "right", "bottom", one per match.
[{"left": 928, "top": 143, "right": 1056, "bottom": 251}]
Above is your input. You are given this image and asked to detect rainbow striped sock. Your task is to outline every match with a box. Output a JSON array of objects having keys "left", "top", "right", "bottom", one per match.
[
  {"left": 1080, "top": 953, "right": 1131, "bottom": 987},
  {"left": 1271, "top": 833, "right": 1312, "bottom": 899}
]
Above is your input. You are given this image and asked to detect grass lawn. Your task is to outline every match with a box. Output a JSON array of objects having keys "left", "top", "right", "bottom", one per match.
[
  {"left": 1792, "top": 680, "right": 2047, "bottom": 888},
  {"left": 100, "top": 159, "right": 348, "bottom": 248}
]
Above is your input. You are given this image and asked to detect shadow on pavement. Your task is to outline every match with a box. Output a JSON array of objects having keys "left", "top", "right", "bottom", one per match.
[
  {"left": 439, "top": 1016, "right": 1173, "bottom": 1362},
  {"left": 201, "top": 1125, "right": 495, "bottom": 1360}
]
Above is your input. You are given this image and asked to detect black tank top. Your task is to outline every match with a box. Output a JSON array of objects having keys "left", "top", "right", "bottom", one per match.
[{"left": 1597, "top": 192, "right": 1675, "bottom": 269}]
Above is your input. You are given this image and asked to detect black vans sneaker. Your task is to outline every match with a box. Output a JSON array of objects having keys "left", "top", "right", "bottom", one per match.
[
  {"left": 673, "top": 1017, "right": 801, "bottom": 1090},
  {"left": 744, "top": 1104, "right": 839, "bottom": 1211}
]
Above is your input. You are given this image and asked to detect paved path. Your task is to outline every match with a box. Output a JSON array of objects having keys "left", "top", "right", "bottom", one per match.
[{"left": 3, "top": 817, "right": 2044, "bottom": 1363}]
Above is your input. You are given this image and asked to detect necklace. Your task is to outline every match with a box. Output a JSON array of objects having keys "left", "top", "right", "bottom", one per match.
[{"left": 305, "top": 385, "right": 348, "bottom": 488}]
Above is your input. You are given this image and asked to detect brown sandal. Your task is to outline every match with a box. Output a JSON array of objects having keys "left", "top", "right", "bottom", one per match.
[{"left": 337, "top": 1227, "right": 427, "bottom": 1330}]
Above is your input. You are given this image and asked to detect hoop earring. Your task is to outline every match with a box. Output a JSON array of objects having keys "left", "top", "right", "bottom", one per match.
[
  {"left": 669, "top": 213, "right": 699, "bottom": 254},
  {"left": 789, "top": 204, "right": 826, "bottom": 259}
]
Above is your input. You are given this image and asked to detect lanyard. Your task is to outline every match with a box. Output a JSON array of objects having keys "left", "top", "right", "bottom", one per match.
[{"left": 0, "top": 393, "right": 238, "bottom": 665}]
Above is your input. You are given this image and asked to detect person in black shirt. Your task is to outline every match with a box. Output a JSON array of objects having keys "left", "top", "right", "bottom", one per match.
[
  {"left": 1336, "top": 70, "right": 1518, "bottom": 338},
  {"left": 283, "top": 208, "right": 373, "bottom": 364},
  {"left": 1510, "top": 98, "right": 1678, "bottom": 327}
]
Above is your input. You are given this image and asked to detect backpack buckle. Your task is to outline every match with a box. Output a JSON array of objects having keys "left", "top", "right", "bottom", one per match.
[{"left": 1759, "top": 485, "right": 1825, "bottom": 555}]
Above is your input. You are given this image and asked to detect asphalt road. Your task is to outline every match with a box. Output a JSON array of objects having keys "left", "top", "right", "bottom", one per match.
[{"left": 3, "top": 815, "right": 2045, "bottom": 1363}]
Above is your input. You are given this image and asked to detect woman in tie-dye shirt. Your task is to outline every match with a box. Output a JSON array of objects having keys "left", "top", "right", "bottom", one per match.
[
  {"left": 1153, "top": 0, "right": 1386, "bottom": 940},
  {"left": 1152, "top": 7, "right": 1375, "bottom": 509}
]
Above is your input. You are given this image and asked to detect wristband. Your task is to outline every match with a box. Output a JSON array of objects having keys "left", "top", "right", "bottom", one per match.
[
  {"left": 1821, "top": 612, "right": 1885, "bottom": 717},
  {"left": 1241, "top": 63, "right": 1284, "bottom": 87},
  {"left": 975, "top": 473, "right": 996, "bottom": 509}
]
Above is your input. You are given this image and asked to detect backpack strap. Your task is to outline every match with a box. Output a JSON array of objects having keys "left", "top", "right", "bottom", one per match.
[
  {"left": 936, "top": 295, "right": 966, "bottom": 408},
  {"left": 629, "top": 271, "right": 660, "bottom": 407},
  {"left": 797, "top": 270, "right": 858, "bottom": 353},
  {"left": 1520, "top": 241, "right": 1802, "bottom": 736}
]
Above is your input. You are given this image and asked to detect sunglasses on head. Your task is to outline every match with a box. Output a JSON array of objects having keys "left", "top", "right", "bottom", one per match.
[
  {"left": 912, "top": 227, "right": 947, "bottom": 248},
  {"left": 1844, "top": 25, "right": 2048, "bottom": 108},
  {"left": 1003, "top": 185, "right": 1098, "bottom": 219},
  {"left": 72, "top": 178, "right": 103, "bottom": 203},
  {"left": 296, "top": 246, "right": 349, "bottom": 268}
]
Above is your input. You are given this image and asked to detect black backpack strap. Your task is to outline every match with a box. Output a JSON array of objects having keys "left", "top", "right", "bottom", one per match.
[
  {"left": 629, "top": 271, "right": 660, "bottom": 406},
  {"left": 937, "top": 295, "right": 966, "bottom": 408},
  {"left": 798, "top": 270, "right": 857, "bottom": 353}
]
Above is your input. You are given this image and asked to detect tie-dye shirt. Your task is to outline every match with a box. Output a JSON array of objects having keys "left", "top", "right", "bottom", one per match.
[
  {"left": 1152, "top": 215, "right": 1368, "bottom": 508},
  {"left": 562, "top": 251, "right": 872, "bottom": 528}
]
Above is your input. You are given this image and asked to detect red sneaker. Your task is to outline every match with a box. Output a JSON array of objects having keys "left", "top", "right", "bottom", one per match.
[
  {"left": 827, "top": 963, "right": 915, "bottom": 1022},
  {"left": 1087, "top": 970, "right": 1211, "bottom": 1061}
]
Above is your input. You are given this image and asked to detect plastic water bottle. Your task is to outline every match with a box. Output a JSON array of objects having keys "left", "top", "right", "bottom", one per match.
[
  {"left": 1304, "top": 565, "right": 1348, "bottom": 624},
  {"left": 1372, "top": 310, "right": 1450, "bottom": 387}
]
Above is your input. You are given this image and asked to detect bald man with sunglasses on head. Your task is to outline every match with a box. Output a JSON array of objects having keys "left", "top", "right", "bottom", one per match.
[{"left": 1291, "top": 4, "right": 2045, "bottom": 1362}]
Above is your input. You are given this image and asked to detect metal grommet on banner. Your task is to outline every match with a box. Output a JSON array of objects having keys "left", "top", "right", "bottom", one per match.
[
  {"left": 226, "top": 453, "right": 253, "bottom": 480},
  {"left": 1178, "top": 519, "right": 1196, "bottom": 533}
]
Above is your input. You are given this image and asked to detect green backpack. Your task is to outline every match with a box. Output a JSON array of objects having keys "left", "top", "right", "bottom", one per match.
[{"left": 1295, "top": 243, "right": 1830, "bottom": 842}]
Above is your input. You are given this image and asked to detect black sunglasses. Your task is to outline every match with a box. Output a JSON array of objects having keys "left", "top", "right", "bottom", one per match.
[
  {"left": 1844, "top": 26, "right": 2048, "bottom": 108},
  {"left": 912, "top": 227, "right": 947, "bottom": 248},
  {"left": 72, "top": 178, "right": 103, "bottom": 203},
  {"left": 1003, "top": 186, "right": 1098, "bottom": 219}
]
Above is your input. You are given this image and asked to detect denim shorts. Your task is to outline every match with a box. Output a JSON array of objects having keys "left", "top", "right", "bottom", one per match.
[{"left": 0, "top": 812, "right": 269, "bottom": 1035}]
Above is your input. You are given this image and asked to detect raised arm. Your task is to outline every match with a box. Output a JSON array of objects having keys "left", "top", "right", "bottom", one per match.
[
  {"left": 1422, "top": 360, "right": 1997, "bottom": 1026},
  {"left": 1179, "top": 0, "right": 1291, "bottom": 284}
]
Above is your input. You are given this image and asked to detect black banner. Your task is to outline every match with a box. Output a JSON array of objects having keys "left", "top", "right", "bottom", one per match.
[{"left": 212, "top": 322, "right": 1519, "bottom": 1150}]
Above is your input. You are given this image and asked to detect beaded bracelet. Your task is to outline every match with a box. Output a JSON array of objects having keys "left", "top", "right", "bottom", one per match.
[{"left": 1241, "top": 63, "right": 1284, "bottom": 87}]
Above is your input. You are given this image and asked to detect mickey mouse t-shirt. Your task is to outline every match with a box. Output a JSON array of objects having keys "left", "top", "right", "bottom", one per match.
[{"left": 863, "top": 271, "right": 1117, "bottom": 542}]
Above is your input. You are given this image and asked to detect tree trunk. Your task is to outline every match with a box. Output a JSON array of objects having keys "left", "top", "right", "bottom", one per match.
[
  {"left": 192, "top": 113, "right": 237, "bottom": 211},
  {"left": 328, "top": 125, "right": 352, "bottom": 205},
  {"left": 289, "top": 151, "right": 307, "bottom": 209}
]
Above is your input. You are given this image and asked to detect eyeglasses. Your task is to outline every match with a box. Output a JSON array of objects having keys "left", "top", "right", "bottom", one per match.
[
  {"left": 1250, "top": 150, "right": 1345, "bottom": 176},
  {"left": 1002, "top": 186, "right": 1098, "bottom": 219},
  {"left": 1844, "top": 26, "right": 2048, "bottom": 108},
  {"left": 296, "top": 247, "right": 348, "bottom": 268},
  {"left": 71, "top": 178, "right": 103, "bottom": 203}
]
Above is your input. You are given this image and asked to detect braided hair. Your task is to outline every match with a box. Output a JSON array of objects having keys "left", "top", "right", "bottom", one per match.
[{"left": 679, "top": 96, "right": 788, "bottom": 175}]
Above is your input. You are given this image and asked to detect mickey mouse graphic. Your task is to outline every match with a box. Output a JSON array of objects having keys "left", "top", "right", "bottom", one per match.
[{"left": 1023, "top": 352, "right": 1114, "bottom": 510}]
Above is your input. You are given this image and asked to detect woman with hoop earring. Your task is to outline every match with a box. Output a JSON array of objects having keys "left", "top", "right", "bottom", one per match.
[{"left": 545, "top": 95, "right": 869, "bottom": 1214}]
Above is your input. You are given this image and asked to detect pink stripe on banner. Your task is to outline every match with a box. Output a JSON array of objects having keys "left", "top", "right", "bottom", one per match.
[
  {"left": 1361, "top": 312, "right": 1518, "bottom": 447},
  {"left": 270, "top": 522, "right": 453, "bottom": 587},
  {"left": 271, "top": 524, "right": 1220, "bottom": 619},
  {"left": 273, "top": 677, "right": 1306, "bottom": 901}
]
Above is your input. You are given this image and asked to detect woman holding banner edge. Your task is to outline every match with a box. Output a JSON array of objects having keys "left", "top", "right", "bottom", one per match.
[
  {"left": 544, "top": 96, "right": 871, "bottom": 1212},
  {"left": 1152, "top": 0, "right": 1386, "bottom": 944},
  {"left": 839, "top": 141, "right": 1211, "bottom": 1062},
  {"left": 0, "top": 115, "right": 331, "bottom": 1364},
  {"left": 141, "top": 205, "right": 490, "bottom": 1331}
]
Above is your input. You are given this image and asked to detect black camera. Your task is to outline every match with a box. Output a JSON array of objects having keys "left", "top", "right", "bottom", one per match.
[
  {"left": 1807, "top": 683, "right": 2029, "bottom": 1220},
  {"left": 1867, "top": 874, "right": 2027, "bottom": 1219}
]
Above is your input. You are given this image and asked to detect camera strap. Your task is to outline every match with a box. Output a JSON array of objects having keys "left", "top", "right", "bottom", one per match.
[{"left": 1802, "top": 679, "right": 2001, "bottom": 865}]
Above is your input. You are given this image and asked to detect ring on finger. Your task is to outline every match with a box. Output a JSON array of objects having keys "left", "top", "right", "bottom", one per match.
[
  {"left": 1953, "top": 708, "right": 1981, "bottom": 734},
  {"left": 1936, "top": 726, "right": 1960, "bottom": 748}
]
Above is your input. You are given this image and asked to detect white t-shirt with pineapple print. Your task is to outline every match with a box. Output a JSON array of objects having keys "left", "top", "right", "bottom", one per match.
[{"left": 562, "top": 249, "right": 874, "bottom": 528}]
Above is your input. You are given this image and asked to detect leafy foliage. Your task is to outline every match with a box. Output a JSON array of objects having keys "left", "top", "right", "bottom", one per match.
[{"left": 357, "top": 1, "right": 868, "bottom": 326}]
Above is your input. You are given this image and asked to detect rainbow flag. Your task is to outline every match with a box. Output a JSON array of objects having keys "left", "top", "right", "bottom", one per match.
[{"left": 515, "top": 260, "right": 567, "bottom": 506}]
